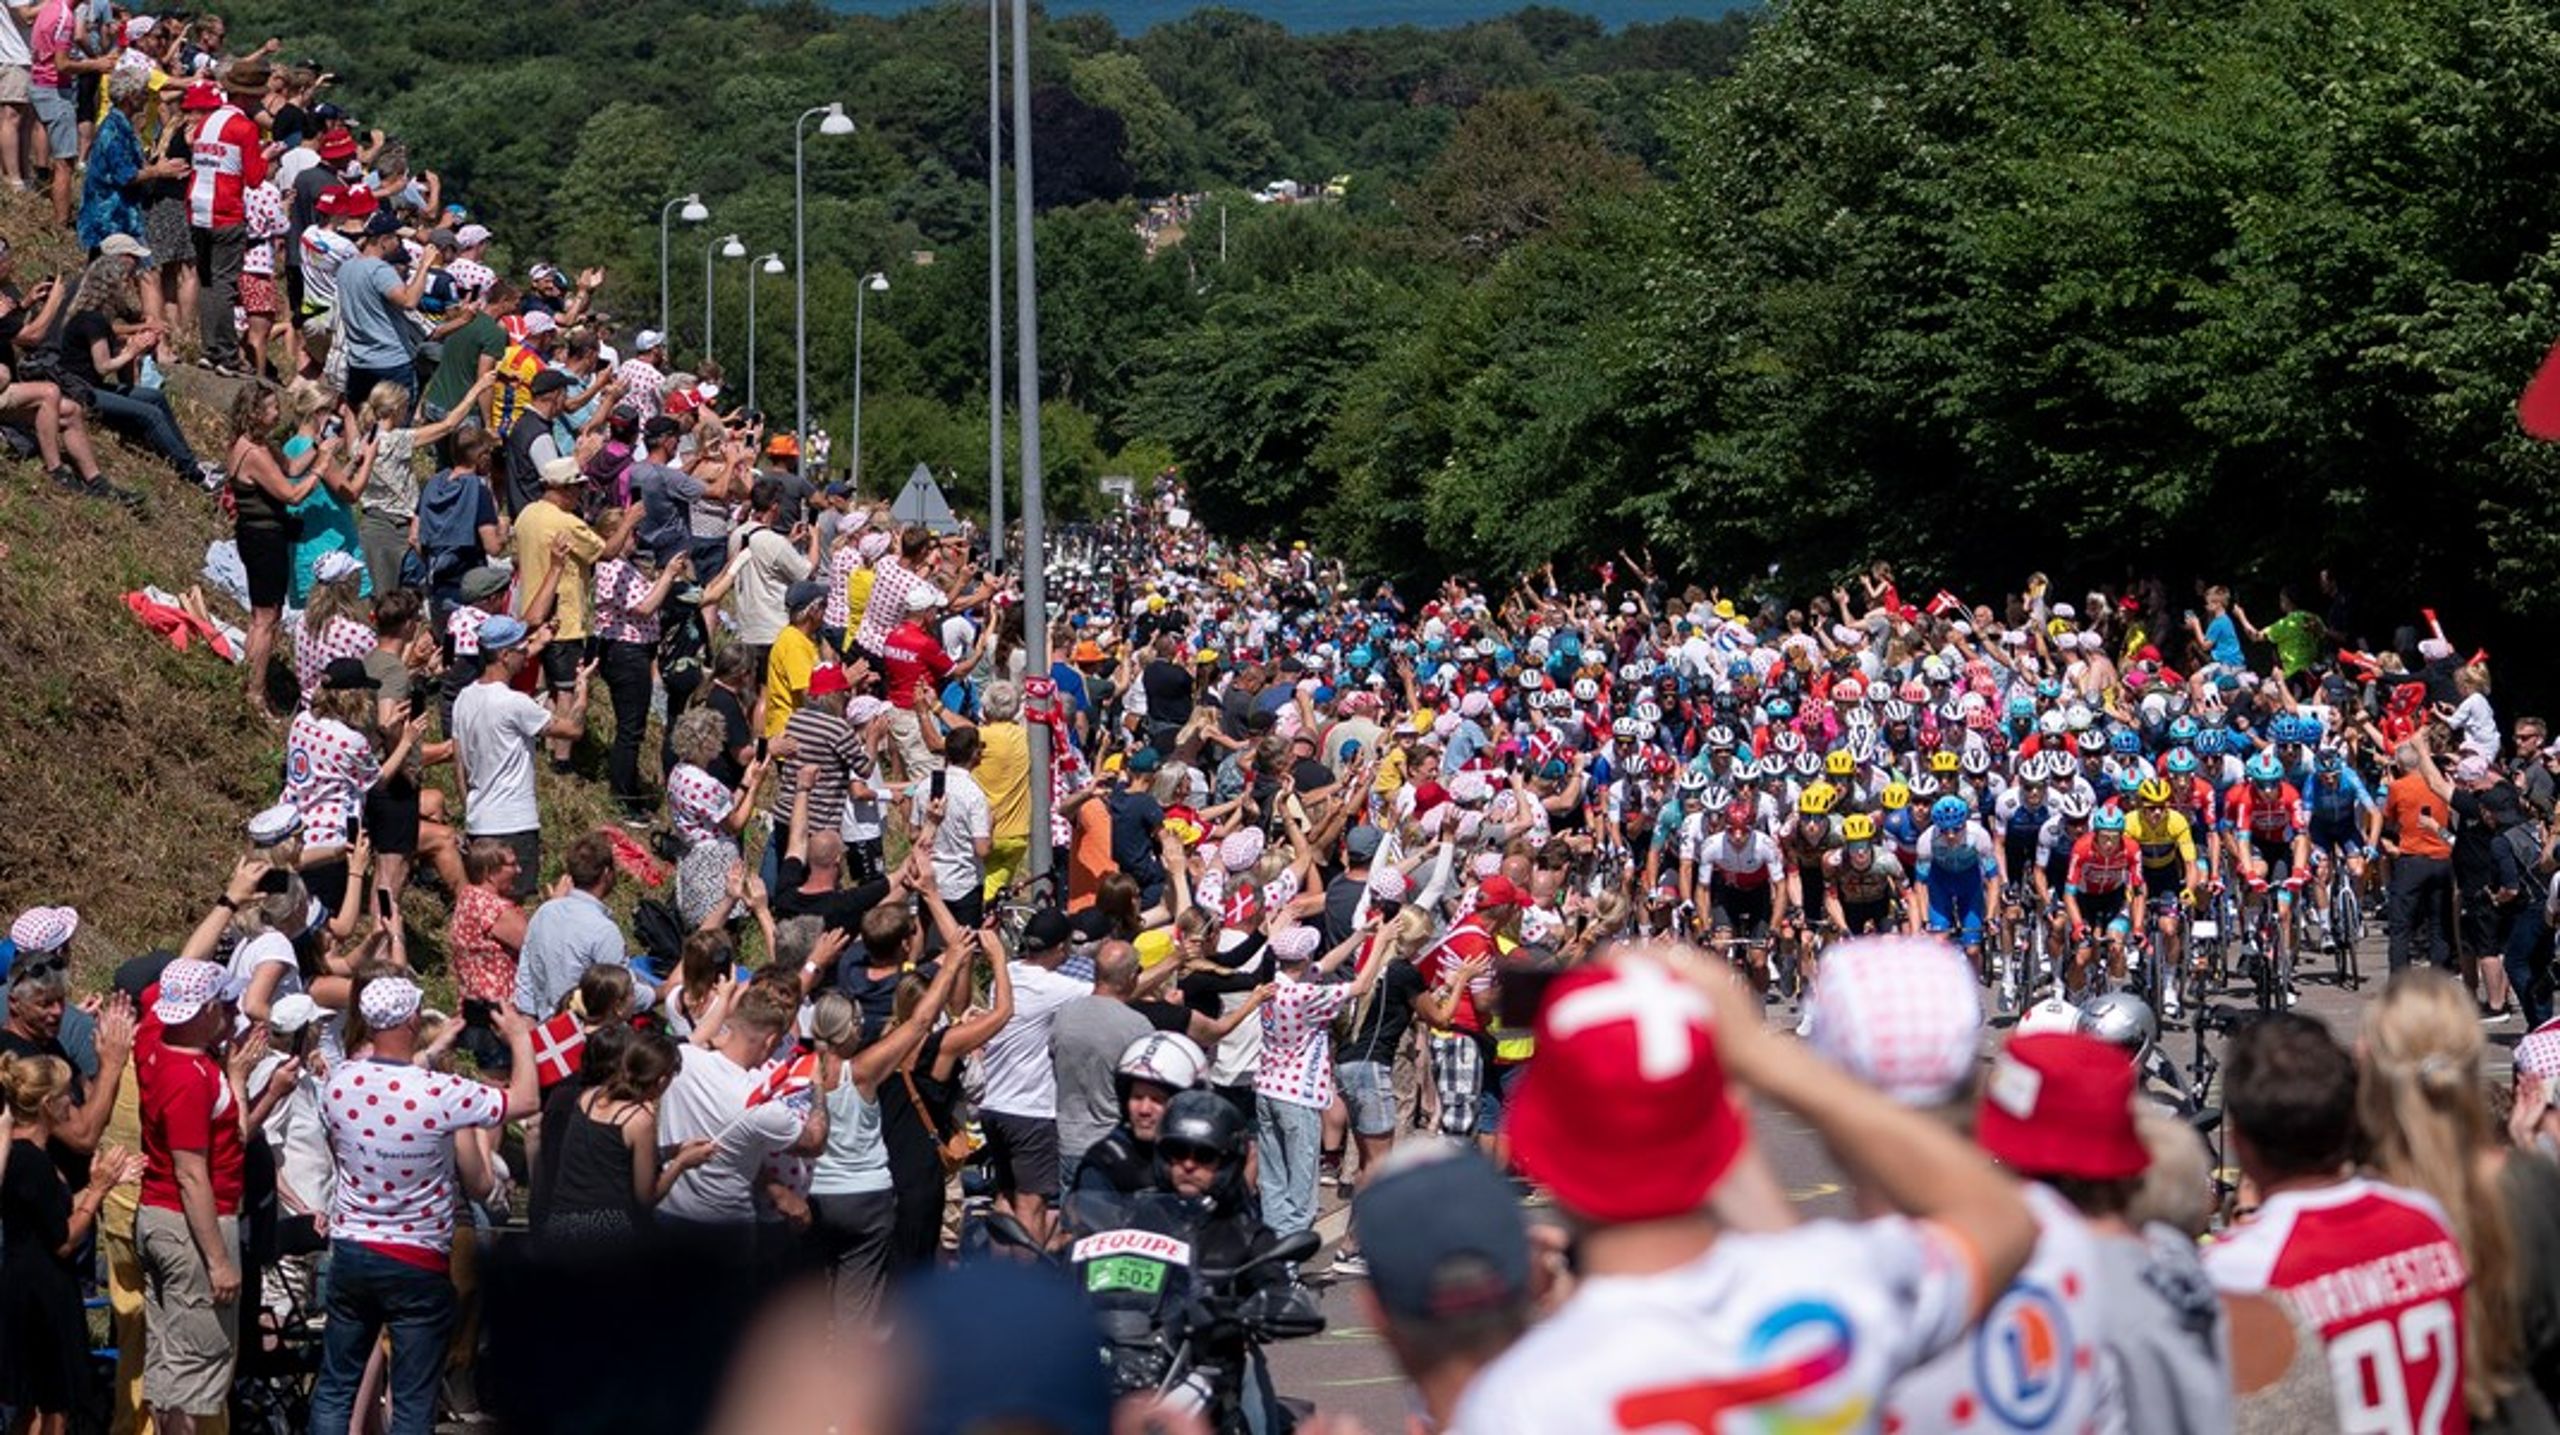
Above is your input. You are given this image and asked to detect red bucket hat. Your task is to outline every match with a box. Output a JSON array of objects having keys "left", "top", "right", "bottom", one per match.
[
  {"left": 1976, "top": 1033, "right": 2149, "bottom": 1182},
  {"left": 1508, "top": 959, "right": 1744, "bottom": 1222}
]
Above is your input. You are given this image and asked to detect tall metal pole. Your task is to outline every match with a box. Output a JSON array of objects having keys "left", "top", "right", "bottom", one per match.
[
  {"left": 658, "top": 197, "right": 677, "bottom": 342},
  {"left": 795, "top": 114, "right": 810, "bottom": 464},
  {"left": 1010, "top": 0, "right": 1050, "bottom": 878},
  {"left": 702, "top": 236, "right": 717, "bottom": 369},
  {"left": 851, "top": 281, "right": 870, "bottom": 492},
  {"left": 986, "top": 0, "right": 1006, "bottom": 568},
  {"left": 746, "top": 260, "right": 759, "bottom": 413}
]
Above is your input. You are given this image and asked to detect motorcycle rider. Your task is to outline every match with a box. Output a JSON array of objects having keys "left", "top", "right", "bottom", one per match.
[{"left": 1075, "top": 1032, "right": 1209, "bottom": 1198}]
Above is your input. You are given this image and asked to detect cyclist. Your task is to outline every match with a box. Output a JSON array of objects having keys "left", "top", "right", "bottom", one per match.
[
  {"left": 1682, "top": 799, "right": 1789, "bottom": 987},
  {"left": 2064, "top": 803, "right": 2143, "bottom": 1001},
  {"left": 1877, "top": 780, "right": 1923, "bottom": 869},
  {"left": 1823, "top": 814, "right": 1914, "bottom": 936},
  {"left": 1915, "top": 794, "right": 1996, "bottom": 964},
  {"left": 2125, "top": 777, "right": 2203, "bottom": 1019},
  {"left": 1821, "top": 746, "right": 1870, "bottom": 810},
  {"left": 1781, "top": 783, "right": 1842, "bottom": 974},
  {"left": 2303, "top": 746, "right": 2381, "bottom": 947},
  {"left": 2220, "top": 751, "right": 2312, "bottom": 1007}
]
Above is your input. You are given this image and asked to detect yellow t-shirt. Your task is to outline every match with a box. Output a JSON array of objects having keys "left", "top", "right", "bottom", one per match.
[
  {"left": 763, "top": 625, "right": 820, "bottom": 738},
  {"left": 487, "top": 343, "right": 544, "bottom": 432},
  {"left": 512, "top": 500, "right": 605, "bottom": 640},
  {"left": 846, "top": 567, "right": 878, "bottom": 637},
  {"left": 977, "top": 720, "right": 1032, "bottom": 842},
  {"left": 1135, "top": 926, "right": 1176, "bottom": 969}
]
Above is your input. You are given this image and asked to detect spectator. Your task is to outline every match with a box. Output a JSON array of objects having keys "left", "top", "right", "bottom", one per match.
[
  {"left": 135, "top": 957, "right": 245, "bottom": 1435},
  {"left": 185, "top": 56, "right": 265, "bottom": 374},
  {"left": 803, "top": 949, "right": 962, "bottom": 1327},
  {"left": 513, "top": 832, "right": 626, "bottom": 1019},
  {"left": 1047, "top": 940, "right": 1154, "bottom": 1195},
  {"left": 975, "top": 908, "right": 1094, "bottom": 1248},
  {"left": 1347, "top": 1140, "right": 1535, "bottom": 1432},
  {"left": 0, "top": 1052, "right": 140, "bottom": 1432},
  {"left": 914, "top": 726, "right": 993, "bottom": 929},
  {"left": 451, "top": 616, "right": 592, "bottom": 899},
  {"left": 655, "top": 978, "right": 827, "bottom": 1257}
]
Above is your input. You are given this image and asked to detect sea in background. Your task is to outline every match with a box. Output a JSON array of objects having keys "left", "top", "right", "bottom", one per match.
[{"left": 822, "top": 0, "right": 1753, "bottom": 33}]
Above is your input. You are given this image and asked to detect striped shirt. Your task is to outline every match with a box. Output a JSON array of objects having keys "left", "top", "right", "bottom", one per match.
[{"left": 770, "top": 705, "right": 865, "bottom": 835}]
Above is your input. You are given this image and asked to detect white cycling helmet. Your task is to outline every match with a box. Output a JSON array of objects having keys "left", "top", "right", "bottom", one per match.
[
  {"left": 2038, "top": 710, "right": 2067, "bottom": 737},
  {"left": 1572, "top": 677, "right": 1600, "bottom": 704},
  {"left": 2064, "top": 703, "right": 2095, "bottom": 732},
  {"left": 2017, "top": 995, "right": 2083, "bottom": 1037},
  {"left": 1118, "top": 1032, "right": 1208, "bottom": 1092},
  {"left": 2054, "top": 791, "right": 2093, "bottom": 820}
]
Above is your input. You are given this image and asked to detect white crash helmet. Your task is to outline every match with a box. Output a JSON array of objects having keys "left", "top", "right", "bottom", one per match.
[
  {"left": 1118, "top": 1032, "right": 1208, "bottom": 1092},
  {"left": 1572, "top": 677, "right": 1601, "bottom": 704}
]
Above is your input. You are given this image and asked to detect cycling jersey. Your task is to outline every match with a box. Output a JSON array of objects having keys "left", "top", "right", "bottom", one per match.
[
  {"left": 2305, "top": 770, "right": 2376, "bottom": 829},
  {"left": 1687, "top": 829, "right": 1783, "bottom": 889},
  {"left": 2222, "top": 783, "right": 2306, "bottom": 845},
  {"left": 2124, "top": 809, "right": 2197, "bottom": 871},
  {"left": 2066, "top": 834, "right": 2140, "bottom": 896},
  {"left": 1825, "top": 848, "right": 1907, "bottom": 905},
  {"left": 1916, "top": 825, "right": 1995, "bottom": 883}
]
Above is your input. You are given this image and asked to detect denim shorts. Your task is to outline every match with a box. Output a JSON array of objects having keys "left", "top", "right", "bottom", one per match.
[
  {"left": 1336, "top": 1059, "right": 1396, "bottom": 1137},
  {"left": 29, "top": 82, "right": 74, "bottom": 155}
]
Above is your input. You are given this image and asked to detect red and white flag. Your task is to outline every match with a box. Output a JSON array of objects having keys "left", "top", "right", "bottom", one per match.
[
  {"left": 748, "top": 1050, "right": 820, "bottom": 1108},
  {"left": 530, "top": 1011, "right": 585, "bottom": 1087}
]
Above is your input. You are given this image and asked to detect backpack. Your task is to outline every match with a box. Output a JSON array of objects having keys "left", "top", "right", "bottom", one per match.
[{"left": 632, "top": 897, "right": 686, "bottom": 971}]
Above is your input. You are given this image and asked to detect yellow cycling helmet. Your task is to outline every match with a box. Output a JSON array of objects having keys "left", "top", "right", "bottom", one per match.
[
  {"left": 1841, "top": 813, "right": 1879, "bottom": 843},
  {"left": 2137, "top": 776, "right": 2174, "bottom": 806},
  {"left": 1881, "top": 781, "right": 1912, "bottom": 810},
  {"left": 1824, "top": 749, "right": 1855, "bottom": 776},
  {"left": 1928, "top": 750, "right": 1960, "bottom": 774},
  {"left": 1798, "top": 783, "right": 1837, "bottom": 816}
]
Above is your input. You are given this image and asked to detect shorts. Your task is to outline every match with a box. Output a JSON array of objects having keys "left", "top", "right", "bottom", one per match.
[
  {"left": 1478, "top": 1063, "right": 1521, "bottom": 1136},
  {"left": 2239, "top": 838, "right": 2295, "bottom": 888},
  {"left": 1709, "top": 881, "right": 1772, "bottom": 936},
  {"left": 1841, "top": 897, "right": 1897, "bottom": 935},
  {"left": 137, "top": 1206, "right": 240, "bottom": 1417},
  {"left": 0, "top": 65, "right": 28, "bottom": 106},
  {"left": 240, "top": 271, "right": 279, "bottom": 317},
  {"left": 2077, "top": 888, "right": 2129, "bottom": 931},
  {"left": 2309, "top": 822, "right": 2367, "bottom": 859},
  {"left": 1926, "top": 873, "right": 1989, "bottom": 947},
  {"left": 980, "top": 1110, "right": 1060, "bottom": 1203},
  {"left": 540, "top": 635, "right": 589, "bottom": 693},
  {"left": 883, "top": 706, "right": 940, "bottom": 779},
  {"left": 28, "top": 82, "right": 73, "bottom": 156},
  {"left": 237, "top": 521, "right": 294, "bottom": 609},
  {"left": 1211, "top": 1081, "right": 1260, "bottom": 1137},
  {"left": 1427, "top": 1030, "right": 1484, "bottom": 1138},
  {"left": 1336, "top": 1059, "right": 1396, "bottom": 1137}
]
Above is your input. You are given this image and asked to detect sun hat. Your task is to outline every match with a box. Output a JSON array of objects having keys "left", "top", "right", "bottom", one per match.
[
  {"left": 358, "top": 975, "right": 424, "bottom": 1029},
  {"left": 7, "top": 908, "right": 76, "bottom": 954},
  {"left": 245, "top": 803, "right": 302, "bottom": 846},
  {"left": 152, "top": 959, "right": 228, "bottom": 1026},
  {"left": 1976, "top": 1032, "right": 2149, "bottom": 1182},
  {"left": 1804, "top": 935, "right": 1983, "bottom": 1105},
  {"left": 477, "top": 615, "right": 530, "bottom": 652}
]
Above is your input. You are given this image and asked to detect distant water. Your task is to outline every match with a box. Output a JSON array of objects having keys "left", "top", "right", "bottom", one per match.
[{"left": 824, "top": 0, "right": 1752, "bottom": 33}]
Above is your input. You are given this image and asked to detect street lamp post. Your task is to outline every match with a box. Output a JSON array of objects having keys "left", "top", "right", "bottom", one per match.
[
  {"left": 850, "top": 271, "right": 888, "bottom": 493},
  {"left": 658, "top": 193, "right": 707, "bottom": 344},
  {"left": 1009, "top": 0, "right": 1051, "bottom": 878},
  {"left": 794, "top": 103, "right": 856, "bottom": 468},
  {"left": 703, "top": 232, "right": 743, "bottom": 369},
  {"left": 986, "top": 0, "right": 1004, "bottom": 568},
  {"left": 745, "top": 252, "right": 783, "bottom": 413}
]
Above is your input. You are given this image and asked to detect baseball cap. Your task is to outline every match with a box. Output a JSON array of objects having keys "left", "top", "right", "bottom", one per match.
[
  {"left": 1976, "top": 1033, "right": 2149, "bottom": 1181},
  {"left": 529, "top": 367, "right": 574, "bottom": 397},
  {"left": 268, "top": 993, "right": 323, "bottom": 1035},
  {"left": 455, "top": 223, "right": 492, "bottom": 249},
  {"left": 1366, "top": 867, "right": 1410, "bottom": 903},
  {"left": 521, "top": 310, "right": 561, "bottom": 338},
  {"left": 1344, "top": 825, "right": 1384, "bottom": 863},
  {"left": 806, "top": 663, "right": 850, "bottom": 697},
  {"left": 1020, "top": 908, "right": 1074, "bottom": 952},
  {"left": 152, "top": 959, "right": 228, "bottom": 1025},
  {"left": 785, "top": 580, "right": 830, "bottom": 616},
  {"left": 8, "top": 907, "right": 76, "bottom": 954},
  {"left": 458, "top": 566, "right": 512, "bottom": 602},
  {"left": 320, "top": 657, "right": 381, "bottom": 691},
  {"left": 1475, "top": 874, "right": 1528, "bottom": 910},
  {"left": 426, "top": 227, "right": 459, "bottom": 250},
  {"left": 358, "top": 975, "right": 424, "bottom": 1029},
  {"left": 633, "top": 327, "right": 666, "bottom": 353},
  {"left": 1351, "top": 1140, "right": 1532, "bottom": 1324},
  {"left": 905, "top": 584, "right": 946, "bottom": 612},
  {"left": 478, "top": 615, "right": 530, "bottom": 651},
  {"left": 361, "top": 210, "right": 404, "bottom": 239},
  {"left": 245, "top": 803, "right": 302, "bottom": 846},
  {"left": 901, "top": 1263, "right": 1110, "bottom": 1435},
  {"left": 2517, "top": 1017, "right": 2560, "bottom": 1085},
  {"left": 537, "top": 455, "right": 584, "bottom": 488},
  {"left": 311, "top": 550, "right": 364, "bottom": 585},
  {"left": 1805, "top": 935, "right": 1982, "bottom": 1105},
  {"left": 641, "top": 415, "right": 683, "bottom": 445},
  {"left": 99, "top": 234, "right": 152, "bottom": 262},
  {"left": 1508, "top": 959, "right": 1744, "bottom": 1222},
  {"left": 1125, "top": 748, "right": 1161, "bottom": 775}
]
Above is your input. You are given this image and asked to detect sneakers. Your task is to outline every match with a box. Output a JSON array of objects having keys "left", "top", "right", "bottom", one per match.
[
  {"left": 1327, "top": 1250, "right": 1369, "bottom": 1279},
  {"left": 2162, "top": 986, "right": 2182, "bottom": 1022},
  {"left": 195, "top": 460, "right": 228, "bottom": 493},
  {"left": 2482, "top": 1004, "right": 2517, "bottom": 1028}
]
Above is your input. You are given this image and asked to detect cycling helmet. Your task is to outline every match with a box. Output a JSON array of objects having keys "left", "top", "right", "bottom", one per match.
[
  {"left": 1634, "top": 719, "right": 1658, "bottom": 743},
  {"left": 1765, "top": 697, "right": 1796, "bottom": 722},
  {"left": 1825, "top": 749, "right": 1856, "bottom": 776},
  {"left": 2167, "top": 716, "right": 2199, "bottom": 745},
  {"left": 2296, "top": 716, "right": 2326, "bottom": 745},
  {"left": 1723, "top": 800, "right": 1755, "bottom": 828},
  {"left": 2007, "top": 693, "right": 2037, "bottom": 720},
  {"left": 1849, "top": 733, "right": 1882, "bottom": 766},
  {"left": 2037, "top": 710, "right": 2067, "bottom": 737},
  {"left": 2108, "top": 728, "right": 2142, "bottom": 756},
  {"left": 2245, "top": 752, "right": 2284, "bottom": 785},
  {"left": 1834, "top": 677, "right": 1867, "bottom": 703},
  {"left": 2315, "top": 748, "right": 2345, "bottom": 774},
  {"left": 1881, "top": 781, "right": 1913, "bottom": 811},
  {"left": 2065, "top": 703, "right": 2095, "bottom": 732},
  {"left": 1571, "top": 677, "right": 1600, "bottom": 704},
  {"left": 1620, "top": 662, "right": 1647, "bottom": 685},
  {"left": 2093, "top": 804, "right": 2127, "bottom": 833},
  {"left": 1908, "top": 774, "right": 1943, "bottom": 801},
  {"left": 2074, "top": 730, "right": 2107, "bottom": 755},
  {"left": 2055, "top": 792, "right": 2093, "bottom": 821},
  {"left": 1772, "top": 729, "right": 1807, "bottom": 757},
  {"left": 1840, "top": 813, "right": 1879, "bottom": 843},
  {"left": 1118, "top": 1032, "right": 1208, "bottom": 1092},
  {"left": 1540, "top": 758, "right": 1570, "bottom": 782},
  {"left": 2164, "top": 747, "right": 2200, "bottom": 777},
  {"left": 1677, "top": 769, "right": 1711, "bottom": 796},
  {"left": 2193, "top": 727, "right": 2227, "bottom": 757},
  {"left": 1844, "top": 706, "right": 1877, "bottom": 734},
  {"left": 2080, "top": 991, "right": 2157, "bottom": 1062},
  {"left": 1635, "top": 700, "right": 1664, "bottom": 725},
  {"left": 1883, "top": 699, "right": 1916, "bottom": 725},
  {"left": 2017, "top": 995, "right": 2084, "bottom": 1037},
  {"left": 2017, "top": 753, "right": 2051, "bottom": 785},
  {"left": 1927, "top": 750, "right": 1960, "bottom": 774},
  {"left": 1798, "top": 783, "right": 1838, "bottom": 816},
  {"left": 1921, "top": 656, "right": 1951, "bottom": 683},
  {"left": 1704, "top": 724, "right": 1737, "bottom": 750},
  {"left": 2036, "top": 679, "right": 2065, "bottom": 701},
  {"left": 2136, "top": 777, "right": 2174, "bottom": 806},
  {"left": 1611, "top": 716, "right": 1641, "bottom": 740},
  {"left": 1961, "top": 746, "right": 1991, "bottom": 776},
  {"left": 1928, "top": 796, "right": 1969, "bottom": 829}
]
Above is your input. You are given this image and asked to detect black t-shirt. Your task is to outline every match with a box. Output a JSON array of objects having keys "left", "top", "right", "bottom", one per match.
[
  {"left": 0, "top": 281, "right": 24, "bottom": 352},
  {"left": 1140, "top": 661, "right": 1194, "bottom": 728},
  {"left": 1127, "top": 998, "right": 1193, "bottom": 1035},
  {"left": 1218, "top": 685, "right": 1258, "bottom": 743},
  {"left": 0, "top": 1031, "right": 89, "bottom": 1189},
  {"left": 1337, "top": 959, "right": 1425, "bottom": 1066},
  {"left": 1320, "top": 874, "right": 1366, "bottom": 951},
  {"left": 59, "top": 309, "right": 115, "bottom": 390},
  {"left": 289, "top": 163, "right": 337, "bottom": 267},
  {"left": 1289, "top": 757, "right": 1335, "bottom": 793},
  {"left": 769, "top": 857, "right": 891, "bottom": 937},
  {"left": 704, "top": 685, "right": 753, "bottom": 788},
  {"left": 1106, "top": 791, "right": 1167, "bottom": 883}
]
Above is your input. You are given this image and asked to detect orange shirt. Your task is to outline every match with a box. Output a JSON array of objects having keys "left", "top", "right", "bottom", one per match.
[
  {"left": 1066, "top": 800, "right": 1113, "bottom": 912},
  {"left": 2381, "top": 774, "right": 2452, "bottom": 861}
]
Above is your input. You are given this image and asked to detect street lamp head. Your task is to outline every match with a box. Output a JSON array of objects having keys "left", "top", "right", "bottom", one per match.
[
  {"left": 759, "top": 254, "right": 785, "bottom": 275},
  {"left": 865, "top": 272, "right": 890, "bottom": 293},
  {"left": 818, "top": 102, "right": 856, "bottom": 137},
  {"left": 719, "top": 235, "right": 746, "bottom": 259},
  {"left": 678, "top": 194, "right": 707, "bottom": 222}
]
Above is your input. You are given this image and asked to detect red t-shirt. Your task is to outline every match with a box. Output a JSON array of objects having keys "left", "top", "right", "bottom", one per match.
[
  {"left": 880, "top": 619, "right": 955, "bottom": 708},
  {"left": 1418, "top": 918, "right": 1500, "bottom": 1034},
  {"left": 137, "top": 992, "right": 245, "bottom": 1216},
  {"left": 2204, "top": 1176, "right": 2469, "bottom": 1434}
]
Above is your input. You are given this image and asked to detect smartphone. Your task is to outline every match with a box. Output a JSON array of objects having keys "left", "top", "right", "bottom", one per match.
[
  {"left": 755, "top": 737, "right": 769, "bottom": 764},
  {"left": 461, "top": 998, "right": 496, "bottom": 1029},
  {"left": 374, "top": 887, "right": 394, "bottom": 922},
  {"left": 930, "top": 769, "right": 947, "bottom": 801}
]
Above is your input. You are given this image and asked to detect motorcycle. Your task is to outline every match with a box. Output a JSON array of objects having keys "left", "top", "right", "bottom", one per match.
[{"left": 983, "top": 1190, "right": 1326, "bottom": 1435}]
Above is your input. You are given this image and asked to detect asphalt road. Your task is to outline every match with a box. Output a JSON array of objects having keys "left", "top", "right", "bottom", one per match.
[{"left": 1265, "top": 932, "right": 2504, "bottom": 1429}]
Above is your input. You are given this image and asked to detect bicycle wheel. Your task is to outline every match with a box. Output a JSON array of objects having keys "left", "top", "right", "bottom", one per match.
[{"left": 2338, "top": 879, "right": 2364, "bottom": 988}]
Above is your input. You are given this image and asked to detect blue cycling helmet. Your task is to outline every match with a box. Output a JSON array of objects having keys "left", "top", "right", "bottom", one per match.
[
  {"left": 1540, "top": 757, "right": 1570, "bottom": 781},
  {"left": 2315, "top": 748, "right": 2345, "bottom": 774},
  {"left": 2245, "top": 751, "right": 2284, "bottom": 784},
  {"left": 2093, "top": 804, "right": 2128, "bottom": 833},
  {"left": 1930, "top": 795, "right": 1970, "bottom": 829},
  {"left": 2167, "top": 716, "right": 2199, "bottom": 744},
  {"left": 2036, "top": 679, "right": 2064, "bottom": 701},
  {"left": 1492, "top": 645, "right": 1515, "bottom": 668},
  {"left": 2164, "top": 746, "right": 2200, "bottom": 776},
  {"left": 2194, "top": 727, "right": 2226, "bottom": 757},
  {"left": 2296, "top": 716, "right": 2325, "bottom": 745},
  {"left": 1765, "top": 697, "right": 1795, "bottom": 721},
  {"left": 1347, "top": 645, "right": 1374, "bottom": 669},
  {"left": 2267, "top": 715, "right": 2298, "bottom": 745},
  {"left": 2109, "top": 728, "right": 2141, "bottom": 756}
]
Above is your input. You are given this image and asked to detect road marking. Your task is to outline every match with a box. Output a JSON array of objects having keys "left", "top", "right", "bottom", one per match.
[{"left": 1318, "top": 1375, "right": 1412, "bottom": 1388}]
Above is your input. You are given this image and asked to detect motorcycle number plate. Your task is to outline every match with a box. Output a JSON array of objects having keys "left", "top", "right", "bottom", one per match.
[
  {"left": 2192, "top": 921, "right": 2218, "bottom": 939},
  {"left": 1085, "top": 1255, "right": 1169, "bottom": 1296}
]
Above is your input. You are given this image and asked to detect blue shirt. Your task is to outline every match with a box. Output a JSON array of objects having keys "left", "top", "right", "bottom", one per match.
[
  {"left": 2204, "top": 613, "right": 2243, "bottom": 668},
  {"left": 512, "top": 889, "right": 627, "bottom": 1017},
  {"left": 334, "top": 255, "right": 417, "bottom": 371}
]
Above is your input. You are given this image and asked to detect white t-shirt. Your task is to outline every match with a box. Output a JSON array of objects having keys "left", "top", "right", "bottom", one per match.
[
  {"left": 2450, "top": 692, "right": 2499, "bottom": 762},
  {"left": 1454, "top": 1216, "right": 1980, "bottom": 1435},
  {"left": 252, "top": 1054, "right": 334, "bottom": 1219},
  {"left": 317, "top": 1059, "right": 507, "bottom": 1257},
  {"left": 657, "top": 1044, "right": 803, "bottom": 1224},
  {"left": 976, "top": 962, "right": 1092, "bottom": 1120},
  {"left": 0, "top": 6, "right": 27, "bottom": 66},
  {"left": 227, "top": 929, "right": 303, "bottom": 1015},
  {"left": 914, "top": 767, "right": 992, "bottom": 902},
  {"left": 1886, "top": 1183, "right": 2118, "bottom": 1435},
  {"left": 453, "top": 679, "right": 553, "bottom": 837}
]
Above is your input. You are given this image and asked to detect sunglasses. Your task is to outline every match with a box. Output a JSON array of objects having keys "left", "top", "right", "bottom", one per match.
[
  {"left": 1159, "top": 1140, "right": 1225, "bottom": 1166},
  {"left": 9, "top": 955, "right": 65, "bottom": 987}
]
